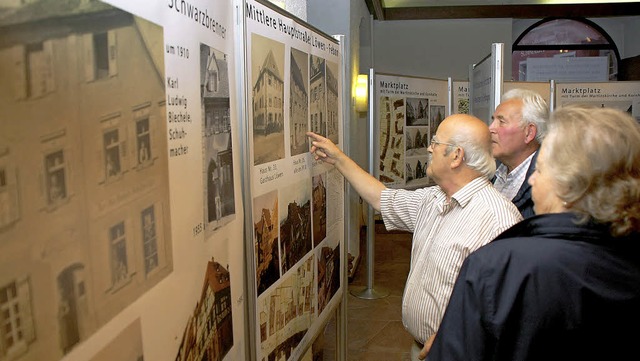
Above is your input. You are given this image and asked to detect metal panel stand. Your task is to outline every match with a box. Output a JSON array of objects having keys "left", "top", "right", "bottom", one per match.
[
  {"left": 351, "top": 69, "right": 389, "bottom": 300},
  {"left": 350, "top": 204, "right": 389, "bottom": 299}
]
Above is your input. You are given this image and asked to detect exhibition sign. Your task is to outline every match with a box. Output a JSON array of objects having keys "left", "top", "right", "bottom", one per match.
[
  {"left": 374, "top": 73, "right": 449, "bottom": 189},
  {"left": 0, "top": 0, "right": 345, "bottom": 361},
  {"left": 244, "top": 1, "right": 345, "bottom": 360},
  {"left": 555, "top": 81, "right": 640, "bottom": 122}
]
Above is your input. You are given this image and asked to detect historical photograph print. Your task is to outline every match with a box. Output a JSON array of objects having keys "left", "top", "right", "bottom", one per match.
[
  {"left": 311, "top": 173, "right": 327, "bottom": 247},
  {"left": 279, "top": 178, "right": 312, "bottom": 275},
  {"left": 325, "top": 60, "right": 339, "bottom": 144},
  {"left": 253, "top": 190, "right": 281, "bottom": 296},
  {"left": 406, "top": 97, "right": 429, "bottom": 126},
  {"left": 405, "top": 127, "right": 430, "bottom": 157},
  {"left": 251, "top": 34, "right": 285, "bottom": 166},
  {"left": 379, "top": 96, "right": 405, "bottom": 185},
  {"left": 200, "top": 44, "right": 236, "bottom": 234},
  {"left": 175, "top": 259, "right": 233, "bottom": 361},
  {"left": 309, "top": 55, "right": 327, "bottom": 137},
  {"left": 258, "top": 255, "right": 316, "bottom": 361},
  {"left": 430, "top": 104, "right": 446, "bottom": 139},
  {"left": 325, "top": 168, "right": 344, "bottom": 228},
  {"left": 0, "top": 1, "right": 172, "bottom": 359},
  {"left": 406, "top": 155, "right": 430, "bottom": 187},
  {"left": 290, "top": 47, "right": 309, "bottom": 157},
  {"left": 316, "top": 238, "right": 340, "bottom": 316}
]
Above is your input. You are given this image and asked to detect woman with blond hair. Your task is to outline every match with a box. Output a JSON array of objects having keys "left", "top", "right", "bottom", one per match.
[{"left": 425, "top": 105, "right": 640, "bottom": 361}]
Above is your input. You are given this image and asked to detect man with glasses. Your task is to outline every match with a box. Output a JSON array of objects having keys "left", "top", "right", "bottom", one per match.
[
  {"left": 307, "top": 113, "right": 521, "bottom": 361},
  {"left": 490, "top": 88, "right": 548, "bottom": 218}
]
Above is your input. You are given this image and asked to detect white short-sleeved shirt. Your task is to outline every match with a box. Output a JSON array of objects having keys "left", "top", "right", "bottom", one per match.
[{"left": 380, "top": 177, "right": 522, "bottom": 343}]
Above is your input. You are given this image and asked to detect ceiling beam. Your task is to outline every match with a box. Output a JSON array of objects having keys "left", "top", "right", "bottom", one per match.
[
  {"left": 366, "top": 0, "right": 385, "bottom": 20},
  {"left": 383, "top": 3, "right": 640, "bottom": 20}
]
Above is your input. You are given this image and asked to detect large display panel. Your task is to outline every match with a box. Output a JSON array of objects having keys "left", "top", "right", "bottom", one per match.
[
  {"left": 554, "top": 81, "right": 640, "bottom": 122},
  {"left": 0, "top": 0, "right": 245, "bottom": 360},
  {"left": 374, "top": 73, "right": 449, "bottom": 189},
  {"left": 469, "top": 43, "right": 503, "bottom": 125},
  {"left": 243, "top": 1, "right": 345, "bottom": 360}
]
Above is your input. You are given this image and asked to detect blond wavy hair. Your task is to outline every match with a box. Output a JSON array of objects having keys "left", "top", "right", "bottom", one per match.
[{"left": 543, "top": 104, "right": 640, "bottom": 237}]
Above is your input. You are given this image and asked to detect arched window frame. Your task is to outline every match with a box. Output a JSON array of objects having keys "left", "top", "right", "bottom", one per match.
[{"left": 512, "top": 17, "right": 621, "bottom": 81}]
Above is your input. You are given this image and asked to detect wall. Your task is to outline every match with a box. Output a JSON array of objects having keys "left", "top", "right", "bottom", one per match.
[{"left": 374, "top": 18, "right": 513, "bottom": 80}]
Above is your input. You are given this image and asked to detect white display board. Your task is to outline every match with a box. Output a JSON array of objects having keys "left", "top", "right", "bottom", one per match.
[
  {"left": 469, "top": 43, "right": 503, "bottom": 125},
  {"left": 243, "top": 1, "right": 345, "bottom": 360},
  {"left": 452, "top": 80, "right": 470, "bottom": 115},
  {"left": 0, "top": 0, "right": 246, "bottom": 361},
  {"left": 555, "top": 81, "right": 640, "bottom": 122},
  {"left": 374, "top": 73, "right": 449, "bottom": 189}
]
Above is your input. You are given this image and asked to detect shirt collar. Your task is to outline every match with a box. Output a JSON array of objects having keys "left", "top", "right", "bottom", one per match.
[{"left": 435, "top": 177, "right": 491, "bottom": 212}]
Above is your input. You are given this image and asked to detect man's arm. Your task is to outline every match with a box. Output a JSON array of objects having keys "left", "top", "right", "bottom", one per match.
[{"left": 307, "top": 131, "right": 385, "bottom": 211}]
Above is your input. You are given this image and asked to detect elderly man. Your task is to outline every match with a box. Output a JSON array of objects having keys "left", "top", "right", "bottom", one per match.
[
  {"left": 490, "top": 88, "right": 549, "bottom": 218},
  {"left": 307, "top": 114, "right": 522, "bottom": 361}
]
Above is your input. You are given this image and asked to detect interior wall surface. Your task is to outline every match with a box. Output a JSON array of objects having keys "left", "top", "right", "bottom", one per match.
[
  {"left": 307, "top": 0, "right": 372, "bottom": 272},
  {"left": 373, "top": 18, "right": 513, "bottom": 81}
]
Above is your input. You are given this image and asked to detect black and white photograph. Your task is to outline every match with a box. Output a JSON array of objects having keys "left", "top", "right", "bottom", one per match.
[
  {"left": 200, "top": 44, "right": 236, "bottom": 234},
  {"left": 326, "top": 60, "right": 340, "bottom": 144},
  {"left": 310, "top": 55, "right": 327, "bottom": 137},
  {"left": 405, "top": 127, "right": 430, "bottom": 157},
  {"left": 430, "top": 104, "right": 446, "bottom": 141},
  {"left": 406, "top": 156, "right": 430, "bottom": 187},
  {"left": 406, "top": 97, "right": 429, "bottom": 126}
]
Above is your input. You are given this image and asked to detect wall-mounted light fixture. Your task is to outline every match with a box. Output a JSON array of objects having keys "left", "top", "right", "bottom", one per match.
[{"left": 355, "top": 74, "right": 368, "bottom": 113}]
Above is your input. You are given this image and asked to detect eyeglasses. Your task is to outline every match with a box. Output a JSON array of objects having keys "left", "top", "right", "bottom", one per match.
[{"left": 430, "top": 135, "right": 456, "bottom": 148}]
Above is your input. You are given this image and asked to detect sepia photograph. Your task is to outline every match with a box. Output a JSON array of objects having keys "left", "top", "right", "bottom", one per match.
[
  {"left": 379, "top": 96, "right": 405, "bottom": 185},
  {"left": 251, "top": 34, "right": 285, "bottom": 166},
  {"left": 0, "top": 1, "right": 172, "bottom": 359},
  {"left": 279, "top": 179, "right": 312, "bottom": 275},
  {"left": 290, "top": 47, "right": 309, "bottom": 157},
  {"left": 253, "top": 190, "right": 281, "bottom": 296},
  {"left": 312, "top": 173, "right": 327, "bottom": 247},
  {"left": 258, "top": 255, "right": 316, "bottom": 361},
  {"left": 175, "top": 259, "right": 233, "bottom": 361}
]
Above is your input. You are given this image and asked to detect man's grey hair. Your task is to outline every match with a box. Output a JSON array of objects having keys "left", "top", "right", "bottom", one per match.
[
  {"left": 446, "top": 134, "right": 496, "bottom": 179},
  {"left": 501, "top": 88, "right": 549, "bottom": 143}
]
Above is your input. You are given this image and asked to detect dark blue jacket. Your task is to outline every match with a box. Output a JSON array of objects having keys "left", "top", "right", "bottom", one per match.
[{"left": 427, "top": 213, "right": 640, "bottom": 361}]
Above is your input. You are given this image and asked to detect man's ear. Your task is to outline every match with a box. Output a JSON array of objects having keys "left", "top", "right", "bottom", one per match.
[
  {"left": 525, "top": 123, "right": 537, "bottom": 144},
  {"left": 451, "top": 147, "right": 464, "bottom": 168}
]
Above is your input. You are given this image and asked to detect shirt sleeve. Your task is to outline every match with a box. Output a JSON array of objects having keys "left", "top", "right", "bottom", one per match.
[{"left": 380, "top": 187, "right": 432, "bottom": 232}]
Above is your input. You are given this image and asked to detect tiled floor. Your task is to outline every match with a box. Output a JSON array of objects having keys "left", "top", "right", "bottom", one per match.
[{"left": 321, "top": 223, "right": 414, "bottom": 360}]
